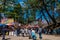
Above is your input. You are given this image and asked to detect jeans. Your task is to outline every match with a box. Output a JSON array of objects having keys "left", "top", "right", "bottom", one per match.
[
  {"left": 32, "top": 35, "right": 36, "bottom": 40},
  {"left": 39, "top": 33, "right": 42, "bottom": 39},
  {"left": 14, "top": 30, "right": 17, "bottom": 36},
  {"left": 2, "top": 29, "right": 5, "bottom": 40}
]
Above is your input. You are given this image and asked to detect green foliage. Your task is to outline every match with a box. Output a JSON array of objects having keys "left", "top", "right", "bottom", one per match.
[{"left": 0, "top": 0, "right": 60, "bottom": 24}]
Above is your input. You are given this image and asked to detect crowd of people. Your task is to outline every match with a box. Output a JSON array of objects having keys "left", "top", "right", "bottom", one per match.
[
  {"left": 0, "top": 24, "right": 56, "bottom": 40},
  {"left": 6, "top": 24, "right": 43, "bottom": 40},
  {"left": 0, "top": 23, "right": 56, "bottom": 40}
]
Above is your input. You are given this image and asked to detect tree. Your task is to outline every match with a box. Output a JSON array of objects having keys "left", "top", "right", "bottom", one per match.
[
  {"left": 0, "top": 0, "right": 21, "bottom": 22},
  {"left": 13, "top": 3, "right": 25, "bottom": 23},
  {"left": 24, "top": 0, "right": 50, "bottom": 24},
  {"left": 24, "top": 0, "right": 60, "bottom": 29}
]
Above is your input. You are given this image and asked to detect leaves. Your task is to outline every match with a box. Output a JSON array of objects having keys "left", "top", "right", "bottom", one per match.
[{"left": 0, "top": 0, "right": 60, "bottom": 24}]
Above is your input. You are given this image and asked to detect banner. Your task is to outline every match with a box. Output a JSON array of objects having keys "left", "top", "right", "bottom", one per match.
[{"left": 1, "top": 18, "right": 14, "bottom": 25}]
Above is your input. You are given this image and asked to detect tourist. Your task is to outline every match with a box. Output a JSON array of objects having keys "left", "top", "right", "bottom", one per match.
[
  {"left": 28, "top": 28, "right": 32, "bottom": 39},
  {"left": 38, "top": 26, "right": 42, "bottom": 40},
  {"left": 31, "top": 28, "right": 36, "bottom": 40},
  {"left": 25, "top": 28, "right": 28, "bottom": 36},
  {"left": 21, "top": 28, "right": 25, "bottom": 37}
]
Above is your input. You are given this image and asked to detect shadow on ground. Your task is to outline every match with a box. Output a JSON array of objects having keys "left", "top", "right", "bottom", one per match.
[{"left": 43, "top": 39, "right": 51, "bottom": 40}]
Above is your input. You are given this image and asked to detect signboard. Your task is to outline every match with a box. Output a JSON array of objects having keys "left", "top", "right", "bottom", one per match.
[{"left": 1, "top": 18, "right": 14, "bottom": 25}]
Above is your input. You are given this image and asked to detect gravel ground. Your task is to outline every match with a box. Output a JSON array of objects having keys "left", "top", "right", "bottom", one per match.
[{"left": 0, "top": 34, "right": 60, "bottom": 40}]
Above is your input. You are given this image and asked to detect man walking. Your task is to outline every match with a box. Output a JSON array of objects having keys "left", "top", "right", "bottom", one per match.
[
  {"left": 31, "top": 29, "right": 36, "bottom": 40},
  {"left": 38, "top": 26, "right": 42, "bottom": 40}
]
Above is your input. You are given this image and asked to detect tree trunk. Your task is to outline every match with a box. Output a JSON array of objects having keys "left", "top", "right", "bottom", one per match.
[
  {"left": 42, "top": 0, "right": 57, "bottom": 24},
  {"left": 41, "top": 10, "right": 49, "bottom": 25}
]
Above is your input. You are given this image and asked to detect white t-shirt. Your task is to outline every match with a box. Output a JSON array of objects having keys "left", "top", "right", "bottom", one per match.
[{"left": 32, "top": 30, "right": 35, "bottom": 33}]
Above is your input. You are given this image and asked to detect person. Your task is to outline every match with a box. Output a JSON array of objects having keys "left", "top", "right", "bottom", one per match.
[
  {"left": 28, "top": 28, "right": 32, "bottom": 39},
  {"left": 25, "top": 28, "right": 28, "bottom": 37},
  {"left": 17, "top": 27, "right": 20, "bottom": 36},
  {"left": 2, "top": 25, "right": 6, "bottom": 40},
  {"left": 2, "top": 29, "right": 5, "bottom": 40},
  {"left": 38, "top": 26, "right": 42, "bottom": 40},
  {"left": 21, "top": 28, "right": 25, "bottom": 37},
  {"left": 13, "top": 25, "right": 18, "bottom": 36},
  {"left": 31, "top": 29, "right": 36, "bottom": 40}
]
